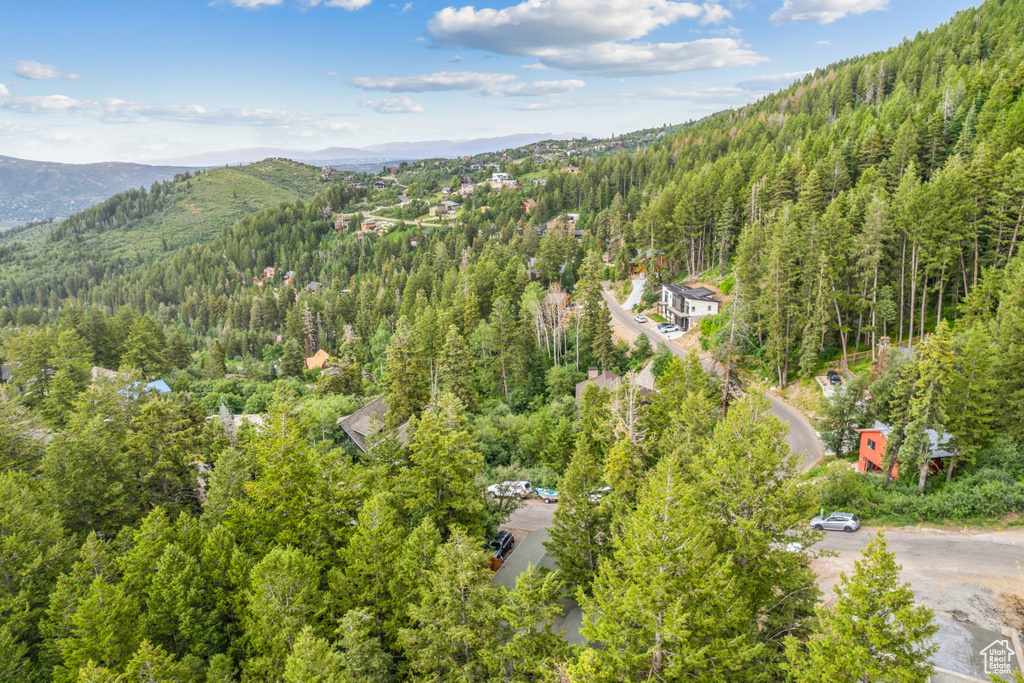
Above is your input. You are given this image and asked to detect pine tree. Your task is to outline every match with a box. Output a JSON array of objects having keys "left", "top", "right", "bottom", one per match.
[
  {"left": 242, "top": 547, "right": 323, "bottom": 679},
  {"left": 400, "top": 529, "right": 503, "bottom": 682},
  {"left": 546, "top": 385, "right": 612, "bottom": 594},
  {"left": 785, "top": 532, "right": 937, "bottom": 683},
  {"left": 494, "top": 567, "right": 573, "bottom": 682},
  {"left": 572, "top": 458, "right": 752, "bottom": 682},
  {"left": 205, "top": 340, "right": 227, "bottom": 379},
  {"left": 400, "top": 393, "right": 485, "bottom": 540},
  {"left": 333, "top": 492, "right": 405, "bottom": 643},
  {"left": 120, "top": 316, "right": 170, "bottom": 379},
  {"left": 438, "top": 325, "right": 478, "bottom": 410},
  {"left": 280, "top": 339, "right": 305, "bottom": 378},
  {"left": 283, "top": 627, "right": 346, "bottom": 683},
  {"left": 383, "top": 316, "right": 429, "bottom": 425}
]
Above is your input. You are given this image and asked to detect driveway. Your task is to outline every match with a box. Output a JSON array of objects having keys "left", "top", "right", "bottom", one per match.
[
  {"left": 602, "top": 288, "right": 823, "bottom": 472},
  {"left": 622, "top": 276, "right": 645, "bottom": 310}
]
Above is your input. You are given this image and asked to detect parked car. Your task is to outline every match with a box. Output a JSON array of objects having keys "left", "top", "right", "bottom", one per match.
[
  {"left": 487, "top": 480, "right": 533, "bottom": 498},
  {"left": 535, "top": 488, "right": 559, "bottom": 504},
  {"left": 826, "top": 370, "right": 842, "bottom": 385},
  {"left": 810, "top": 512, "right": 860, "bottom": 532},
  {"left": 633, "top": 314, "right": 647, "bottom": 323},
  {"left": 487, "top": 530, "right": 515, "bottom": 557},
  {"left": 658, "top": 324, "right": 680, "bottom": 334}
]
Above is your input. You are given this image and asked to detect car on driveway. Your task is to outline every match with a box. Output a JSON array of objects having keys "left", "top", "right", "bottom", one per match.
[
  {"left": 487, "top": 480, "right": 532, "bottom": 498},
  {"left": 657, "top": 323, "right": 680, "bottom": 334},
  {"left": 487, "top": 530, "right": 514, "bottom": 557},
  {"left": 810, "top": 511, "right": 859, "bottom": 532},
  {"left": 827, "top": 370, "right": 842, "bottom": 385},
  {"left": 633, "top": 314, "right": 647, "bottom": 323}
]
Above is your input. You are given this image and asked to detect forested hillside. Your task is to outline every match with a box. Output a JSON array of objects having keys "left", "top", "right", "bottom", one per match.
[
  {"left": 1, "top": 0, "right": 1024, "bottom": 681},
  {"left": 0, "top": 156, "right": 189, "bottom": 226}
]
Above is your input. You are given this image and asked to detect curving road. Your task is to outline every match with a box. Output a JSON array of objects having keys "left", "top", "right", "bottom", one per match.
[{"left": 601, "top": 288, "right": 823, "bottom": 471}]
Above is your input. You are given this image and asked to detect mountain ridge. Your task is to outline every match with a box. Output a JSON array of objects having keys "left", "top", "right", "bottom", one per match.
[{"left": 140, "top": 132, "right": 581, "bottom": 167}]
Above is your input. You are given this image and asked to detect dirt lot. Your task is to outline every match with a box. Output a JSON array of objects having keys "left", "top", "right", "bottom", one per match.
[{"left": 813, "top": 526, "right": 1024, "bottom": 633}]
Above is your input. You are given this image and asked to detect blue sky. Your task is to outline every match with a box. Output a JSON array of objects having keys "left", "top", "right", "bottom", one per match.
[{"left": 0, "top": 0, "right": 978, "bottom": 163}]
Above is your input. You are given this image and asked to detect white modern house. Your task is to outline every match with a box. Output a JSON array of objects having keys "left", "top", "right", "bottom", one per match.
[{"left": 659, "top": 284, "right": 720, "bottom": 331}]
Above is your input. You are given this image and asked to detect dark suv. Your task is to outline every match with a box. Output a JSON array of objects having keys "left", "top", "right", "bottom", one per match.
[
  {"left": 827, "top": 370, "right": 842, "bottom": 385},
  {"left": 487, "top": 530, "right": 514, "bottom": 558}
]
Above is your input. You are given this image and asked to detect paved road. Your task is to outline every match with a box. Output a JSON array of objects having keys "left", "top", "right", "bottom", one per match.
[{"left": 602, "top": 288, "right": 823, "bottom": 471}]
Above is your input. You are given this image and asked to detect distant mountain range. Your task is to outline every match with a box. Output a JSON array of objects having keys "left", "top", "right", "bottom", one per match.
[
  {"left": 141, "top": 132, "right": 578, "bottom": 167},
  {"left": 0, "top": 156, "right": 190, "bottom": 226}
]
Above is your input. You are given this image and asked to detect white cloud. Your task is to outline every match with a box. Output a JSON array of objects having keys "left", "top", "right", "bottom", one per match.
[
  {"left": 0, "top": 93, "right": 351, "bottom": 129},
  {"left": 533, "top": 38, "right": 766, "bottom": 76},
  {"left": 0, "top": 95, "right": 84, "bottom": 113},
  {"left": 326, "top": 70, "right": 340, "bottom": 76},
  {"left": 485, "top": 79, "right": 585, "bottom": 96},
  {"left": 350, "top": 70, "right": 516, "bottom": 92},
  {"left": 448, "top": 56, "right": 463, "bottom": 63},
  {"left": 224, "top": 0, "right": 371, "bottom": 9},
  {"left": 769, "top": 0, "right": 887, "bottom": 25},
  {"left": 815, "top": 40, "right": 832, "bottom": 45},
  {"left": 427, "top": 0, "right": 758, "bottom": 75},
  {"left": 428, "top": 0, "right": 724, "bottom": 53},
  {"left": 360, "top": 96, "right": 424, "bottom": 113},
  {"left": 521, "top": 63, "right": 549, "bottom": 71},
  {"left": 699, "top": 3, "right": 732, "bottom": 24},
  {"left": 736, "top": 70, "right": 812, "bottom": 91},
  {"left": 223, "top": 0, "right": 284, "bottom": 8},
  {"left": 0, "top": 83, "right": 8, "bottom": 97},
  {"left": 401, "top": 1, "right": 413, "bottom": 10},
  {"left": 12, "top": 60, "right": 80, "bottom": 80},
  {"left": 303, "top": 0, "right": 373, "bottom": 9}
]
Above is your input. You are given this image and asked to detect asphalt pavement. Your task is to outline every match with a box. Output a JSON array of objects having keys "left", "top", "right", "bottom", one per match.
[{"left": 601, "top": 288, "right": 823, "bottom": 471}]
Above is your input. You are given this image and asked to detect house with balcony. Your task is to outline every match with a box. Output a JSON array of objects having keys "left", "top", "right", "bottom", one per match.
[{"left": 658, "top": 284, "right": 720, "bottom": 331}]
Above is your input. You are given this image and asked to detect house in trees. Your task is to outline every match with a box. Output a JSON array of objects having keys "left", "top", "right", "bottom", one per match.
[
  {"left": 856, "top": 420, "right": 952, "bottom": 478},
  {"left": 658, "top": 284, "right": 720, "bottom": 331},
  {"left": 575, "top": 367, "right": 654, "bottom": 400},
  {"left": 337, "top": 395, "right": 409, "bottom": 453},
  {"left": 304, "top": 349, "right": 330, "bottom": 370},
  {"left": 429, "top": 201, "right": 461, "bottom": 217},
  {"left": 319, "top": 166, "right": 334, "bottom": 180}
]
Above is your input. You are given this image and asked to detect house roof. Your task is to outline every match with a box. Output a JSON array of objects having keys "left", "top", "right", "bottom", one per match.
[
  {"left": 304, "top": 349, "right": 330, "bottom": 370},
  {"left": 859, "top": 420, "right": 953, "bottom": 459},
  {"left": 575, "top": 370, "right": 654, "bottom": 400},
  {"left": 337, "top": 395, "right": 409, "bottom": 453},
  {"left": 145, "top": 379, "right": 171, "bottom": 393},
  {"left": 663, "top": 283, "right": 719, "bottom": 302}
]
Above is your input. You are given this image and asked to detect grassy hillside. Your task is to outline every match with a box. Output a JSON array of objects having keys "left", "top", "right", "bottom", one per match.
[{"left": 0, "top": 159, "right": 325, "bottom": 308}]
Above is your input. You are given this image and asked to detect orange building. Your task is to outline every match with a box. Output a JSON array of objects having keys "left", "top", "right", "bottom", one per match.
[{"left": 856, "top": 420, "right": 952, "bottom": 479}]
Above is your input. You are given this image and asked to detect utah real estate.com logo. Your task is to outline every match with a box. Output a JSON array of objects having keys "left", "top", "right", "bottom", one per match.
[{"left": 981, "top": 639, "right": 1017, "bottom": 677}]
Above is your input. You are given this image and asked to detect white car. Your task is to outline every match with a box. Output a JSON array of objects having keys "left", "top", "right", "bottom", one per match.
[
  {"left": 658, "top": 324, "right": 680, "bottom": 334},
  {"left": 487, "top": 480, "right": 533, "bottom": 499},
  {"left": 633, "top": 314, "right": 647, "bottom": 323}
]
